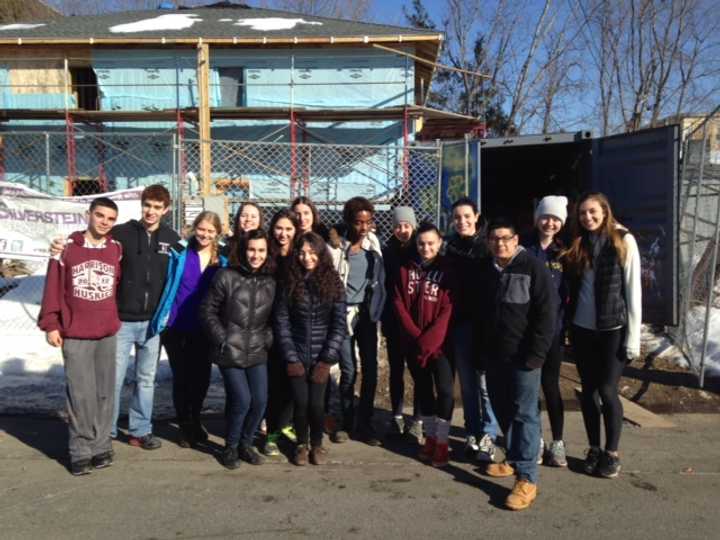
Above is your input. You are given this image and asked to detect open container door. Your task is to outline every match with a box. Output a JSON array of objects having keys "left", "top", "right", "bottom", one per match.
[{"left": 592, "top": 125, "right": 680, "bottom": 326}]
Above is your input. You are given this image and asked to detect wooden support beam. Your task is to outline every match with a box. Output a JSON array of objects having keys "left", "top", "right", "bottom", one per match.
[{"left": 196, "top": 42, "right": 212, "bottom": 195}]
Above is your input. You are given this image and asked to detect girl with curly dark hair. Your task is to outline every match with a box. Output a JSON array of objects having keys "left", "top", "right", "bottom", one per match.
[{"left": 274, "top": 232, "right": 346, "bottom": 465}]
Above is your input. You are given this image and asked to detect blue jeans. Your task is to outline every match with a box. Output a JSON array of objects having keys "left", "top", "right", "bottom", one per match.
[
  {"left": 453, "top": 322, "right": 499, "bottom": 440},
  {"left": 220, "top": 363, "right": 268, "bottom": 448},
  {"left": 112, "top": 321, "right": 161, "bottom": 438},
  {"left": 486, "top": 360, "right": 542, "bottom": 484},
  {"left": 339, "top": 306, "right": 378, "bottom": 431}
]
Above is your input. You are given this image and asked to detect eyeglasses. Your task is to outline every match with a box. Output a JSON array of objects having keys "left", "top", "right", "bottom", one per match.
[{"left": 488, "top": 235, "right": 516, "bottom": 244}]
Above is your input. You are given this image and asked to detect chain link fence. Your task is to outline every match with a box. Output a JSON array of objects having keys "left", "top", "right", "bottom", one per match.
[
  {"left": 671, "top": 107, "right": 720, "bottom": 387},
  {"left": 182, "top": 138, "right": 441, "bottom": 241},
  {"left": 0, "top": 132, "right": 440, "bottom": 336}
]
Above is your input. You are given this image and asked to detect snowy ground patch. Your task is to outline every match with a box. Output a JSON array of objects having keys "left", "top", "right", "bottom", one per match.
[
  {"left": 0, "top": 267, "right": 225, "bottom": 416},
  {"left": 682, "top": 306, "right": 720, "bottom": 377},
  {"left": 110, "top": 14, "right": 202, "bottom": 33}
]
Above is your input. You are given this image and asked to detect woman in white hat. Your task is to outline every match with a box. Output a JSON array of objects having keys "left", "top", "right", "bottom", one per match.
[{"left": 523, "top": 195, "right": 569, "bottom": 468}]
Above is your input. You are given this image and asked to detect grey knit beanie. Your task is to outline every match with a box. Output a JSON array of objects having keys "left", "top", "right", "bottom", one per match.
[{"left": 392, "top": 206, "right": 418, "bottom": 229}]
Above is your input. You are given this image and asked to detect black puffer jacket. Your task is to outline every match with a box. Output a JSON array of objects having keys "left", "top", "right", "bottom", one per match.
[
  {"left": 199, "top": 264, "right": 276, "bottom": 369},
  {"left": 443, "top": 230, "right": 490, "bottom": 322},
  {"left": 273, "top": 280, "right": 346, "bottom": 367}
]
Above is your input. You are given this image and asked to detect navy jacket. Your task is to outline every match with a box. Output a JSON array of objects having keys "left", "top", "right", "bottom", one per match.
[{"left": 273, "top": 280, "right": 347, "bottom": 367}]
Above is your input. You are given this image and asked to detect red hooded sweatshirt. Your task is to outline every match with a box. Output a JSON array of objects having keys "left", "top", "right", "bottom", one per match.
[
  {"left": 38, "top": 230, "right": 122, "bottom": 339},
  {"left": 393, "top": 255, "right": 457, "bottom": 367}
]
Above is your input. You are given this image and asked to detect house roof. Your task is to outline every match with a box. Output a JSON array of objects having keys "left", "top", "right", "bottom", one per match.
[{"left": 0, "top": 6, "right": 442, "bottom": 43}]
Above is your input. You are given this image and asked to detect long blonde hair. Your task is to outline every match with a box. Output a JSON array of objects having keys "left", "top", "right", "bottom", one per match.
[
  {"left": 562, "top": 192, "right": 627, "bottom": 275},
  {"left": 191, "top": 211, "right": 222, "bottom": 266}
]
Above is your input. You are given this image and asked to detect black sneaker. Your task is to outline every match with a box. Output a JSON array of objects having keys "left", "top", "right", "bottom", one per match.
[
  {"left": 91, "top": 451, "right": 114, "bottom": 469},
  {"left": 70, "top": 459, "right": 92, "bottom": 476},
  {"left": 584, "top": 447, "right": 602, "bottom": 475},
  {"left": 238, "top": 445, "right": 266, "bottom": 465},
  {"left": 128, "top": 433, "right": 162, "bottom": 450},
  {"left": 178, "top": 422, "right": 194, "bottom": 448},
  {"left": 220, "top": 446, "right": 240, "bottom": 470},
  {"left": 386, "top": 416, "right": 405, "bottom": 439},
  {"left": 596, "top": 451, "right": 621, "bottom": 478},
  {"left": 356, "top": 425, "right": 382, "bottom": 447},
  {"left": 193, "top": 421, "right": 209, "bottom": 443}
]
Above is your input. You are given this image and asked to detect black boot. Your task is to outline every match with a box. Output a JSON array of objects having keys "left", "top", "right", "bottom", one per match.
[
  {"left": 178, "top": 422, "right": 195, "bottom": 448},
  {"left": 220, "top": 446, "right": 240, "bottom": 470}
]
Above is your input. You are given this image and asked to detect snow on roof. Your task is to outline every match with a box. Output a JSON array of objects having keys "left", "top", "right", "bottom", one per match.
[
  {"left": 109, "top": 13, "right": 202, "bottom": 34},
  {"left": 0, "top": 23, "right": 46, "bottom": 31},
  {"left": 232, "top": 18, "right": 323, "bottom": 31}
]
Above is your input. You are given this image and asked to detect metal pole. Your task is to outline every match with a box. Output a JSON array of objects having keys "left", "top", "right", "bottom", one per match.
[
  {"left": 684, "top": 123, "right": 708, "bottom": 375},
  {"left": 464, "top": 133, "right": 470, "bottom": 196},
  {"left": 435, "top": 139, "right": 443, "bottom": 229},
  {"left": 45, "top": 132, "right": 51, "bottom": 191},
  {"left": 171, "top": 133, "right": 178, "bottom": 229}
]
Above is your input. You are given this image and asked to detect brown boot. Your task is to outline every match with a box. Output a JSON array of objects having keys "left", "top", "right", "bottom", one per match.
[
  {"left": 485, "top": 461, "right": 515, "bottom": 478},
  {"left": 294, "top": 444, "right": 309, "bottom": 466},
  {"left": 310, "top": 445, "right": 328, "bottom": 466},
  {"left": 505, "top": 479, "right": 537, "bottom": 511}
]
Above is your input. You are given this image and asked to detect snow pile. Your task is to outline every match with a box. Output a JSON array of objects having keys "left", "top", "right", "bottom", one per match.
[
  {"left": 110, "top": 14, "right": 202, "bottom": 33},
  {"left": 232, "top": 18, "right": 323, "bottom": 31},
  {"left": 683, "top": 306, "right": 720, "bottom": 377},
  {"left": 0, "top": 266, "right": 226, "bottom": 415},
  {"left": 0, "top": 24, "right": 46, "bottom": 31}
]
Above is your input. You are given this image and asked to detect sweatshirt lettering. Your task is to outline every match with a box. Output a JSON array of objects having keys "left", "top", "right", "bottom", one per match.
[
  {"left": 71, "top": 259, "right": 116, "bottom": 302},
  {"left": 407, "top": 268, "right": 444, "bottom": 303}
]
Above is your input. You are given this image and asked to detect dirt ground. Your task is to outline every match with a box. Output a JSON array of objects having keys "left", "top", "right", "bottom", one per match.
[{"left": 374, "top": 338, "right": 720, "bottom": 416}]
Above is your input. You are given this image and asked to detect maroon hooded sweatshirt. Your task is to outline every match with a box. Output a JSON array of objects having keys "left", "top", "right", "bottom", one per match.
[
  {"left": 38, "top": 230, "right": 122, "bottom": 339},
  {"left": 393, "top": 255, "right": 457, "bottom": 367}
]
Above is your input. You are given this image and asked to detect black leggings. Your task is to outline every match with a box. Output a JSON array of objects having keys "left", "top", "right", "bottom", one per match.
[
  {"left": 571, "top": 325, "right": 626, "bottom": 452},
  {"left": 541, "top": 334, "right": 565, "bottom": 441},
  {"left": 161, "top": 328, "right": 212, "bottom": 424},
  {"left": 386, "top": 333, "right": 420, "bottom": 418},
  {"left": 407, "top": 355, "right": 454, "bottom": 421},
  {"left": 266, "top": 350, "right": 293, "bottom": 433},
  {"left": 290, "top": 374, "right": 328, "bottom": 447}
]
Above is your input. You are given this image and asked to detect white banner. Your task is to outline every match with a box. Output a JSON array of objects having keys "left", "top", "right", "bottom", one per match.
[{"left": 0, "top": 182, "right": 143, "bottom": 261}]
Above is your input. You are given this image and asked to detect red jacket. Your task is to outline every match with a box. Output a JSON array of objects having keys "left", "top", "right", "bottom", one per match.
[
  {"left": 38, "top": 231, "right": 122, "bottom": 339},
  {"left": 393, "top": 255, "right": 456, "bottom": 367}
]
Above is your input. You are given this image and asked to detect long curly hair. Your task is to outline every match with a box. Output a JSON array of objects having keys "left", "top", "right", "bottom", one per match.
[
  {"left": 562, "top": 192, "right": 627, "bottom": 276},
  {"left": 285, "top": 232, "right": 344, "bottom": 305}
]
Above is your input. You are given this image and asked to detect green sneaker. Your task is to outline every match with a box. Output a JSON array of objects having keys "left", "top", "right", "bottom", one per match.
[
  {"left": 280, "top": 425, "right": 297, "bottom": 444},
  {"left": 263, "top": 432, "right": 281, "bottom": 456}
]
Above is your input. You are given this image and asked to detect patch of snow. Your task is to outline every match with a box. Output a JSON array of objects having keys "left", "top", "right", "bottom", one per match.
[
  {"left": 0, "top": 24, "right": 46, "bottom": 31},
  {"left": 684, "top": 306, "right": 720, "bottom": 377},
  {"left": 109, "top": 14, "right": 202, "bottom": 34},
  {"left": 233, "top": 18, "right": 323, "bottom": 31},
  {"left": 219, "top": 19, "right": 233, "bottom": 22}
]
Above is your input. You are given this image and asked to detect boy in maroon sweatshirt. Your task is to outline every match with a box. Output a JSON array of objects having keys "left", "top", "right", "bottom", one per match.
[
  {"left": 393, "top": 222, "right": 457, "bottom": 468},
  {"left": 38, "top": 197, "right": 122, "bottom": 476}
]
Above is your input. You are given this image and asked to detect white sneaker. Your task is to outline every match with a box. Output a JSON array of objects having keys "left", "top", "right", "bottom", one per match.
[
  {"left": 547, "top": 440, "right": 568, "bottom": 467},
  {"left": 476, "top": 433, "right": 496, "bottom": 463},
  {"left": 537, "top": 438, "right": 545, "bottom": 465},
  {"left": 464, "top": 435, "right": 480, "bottom": 458}
]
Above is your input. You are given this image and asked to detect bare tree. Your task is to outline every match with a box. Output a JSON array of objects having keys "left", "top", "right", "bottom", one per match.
[
  {"left": 260, "top": 0, "right": 372, "bottom": 21},
  {"left": 575, "top": 0, "right": 720, "bottom": 134}
]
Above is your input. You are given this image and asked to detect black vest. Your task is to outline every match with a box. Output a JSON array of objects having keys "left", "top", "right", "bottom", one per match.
[{"left": 570, "top": 232, "right": 628, "bottom": 330}]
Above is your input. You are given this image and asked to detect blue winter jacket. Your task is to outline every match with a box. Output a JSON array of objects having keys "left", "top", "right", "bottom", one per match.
[{"left": 149, "top": 240, "right": 228, "bottom": 337}]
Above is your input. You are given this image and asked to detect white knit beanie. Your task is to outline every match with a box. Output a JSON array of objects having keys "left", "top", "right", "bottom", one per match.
[{"left": 534, "top": 195, "right": 568, "bottom": 225}]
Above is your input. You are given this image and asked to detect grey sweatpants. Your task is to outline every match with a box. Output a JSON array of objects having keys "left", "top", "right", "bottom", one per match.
[{"left": 62, "top": 335, "right": 116, "bottom": 462}]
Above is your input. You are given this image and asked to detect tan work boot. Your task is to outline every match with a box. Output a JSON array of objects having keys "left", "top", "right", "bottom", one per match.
[
  {"left": 505, "top": 479, "right": 537, "bottom": 511},
  {"left": 294, "top": 444, "right": 309, "bottom": 466},
  {"left": 310, "top": 445, "right": 328, "bottom": 466},
  {"left": 485, "top": 461, "right": 515, "bottom": 478}
]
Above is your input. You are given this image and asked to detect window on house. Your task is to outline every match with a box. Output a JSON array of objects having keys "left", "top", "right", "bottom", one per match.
[
  {"left": 70, "top": 67, "right": 99, "bottom": 110},
  {"left": 217, "top": 67, "right": 244, "bottom": 108}
]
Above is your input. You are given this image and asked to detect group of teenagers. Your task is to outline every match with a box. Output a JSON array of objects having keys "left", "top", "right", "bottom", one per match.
[{"left": 38, "top": 183, "right": 641, "bottom": 511}]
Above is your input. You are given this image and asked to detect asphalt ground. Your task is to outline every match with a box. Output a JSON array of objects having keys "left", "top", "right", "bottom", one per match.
[{"left": 1, "top": 410, "right": 719, "bottom": 540}]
